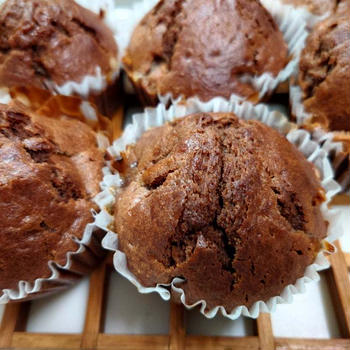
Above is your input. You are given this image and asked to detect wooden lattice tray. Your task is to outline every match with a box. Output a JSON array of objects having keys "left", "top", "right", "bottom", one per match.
[{"left": 1, "top": 98, "right": 349, "bottom": 350}]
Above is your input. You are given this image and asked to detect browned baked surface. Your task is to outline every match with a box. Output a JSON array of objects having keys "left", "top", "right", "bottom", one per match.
[
  {"left": 114, "top": 113, "right": 327, "bottom": 310},
  {"left": 331, "top": 131, "right": 350, "bottom": 189},
  {"left": 123, "top": 0, "right": 288, "bottom": 105},
  {"left": 298, "top": 13, "right": 350, "bottom": 131},
  {"left": 279, "top": 0, "right": 339, "bottom": 16},
  {"left": 0, "top": 103, "right": 104, "bottom": 290},
  {"left": 0, "top": 0, "right": 118, "bottom": 90}
]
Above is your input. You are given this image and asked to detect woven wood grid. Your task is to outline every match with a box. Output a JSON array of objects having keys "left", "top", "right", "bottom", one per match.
[{"left": 0, "top": 100, "right": 349, "bottom": 350}]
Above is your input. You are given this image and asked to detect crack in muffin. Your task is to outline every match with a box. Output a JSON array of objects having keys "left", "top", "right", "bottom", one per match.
[
  {"left": 0, "top": 103, "right": 104, "bottom": 290},
  {"left": 114, "top": 113, "right": 327, "bottom": 310},
  {"left": 123, "top": 0, "right": 288, "bottom": 105},
  {"left": 299, "top": 13, "right": 350, "bottom": 131},
  {"left": 0, "top": 0, "right": 118, "bottom": 91}
]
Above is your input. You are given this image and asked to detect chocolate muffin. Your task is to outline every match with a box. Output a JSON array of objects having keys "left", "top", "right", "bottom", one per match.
[
  {"left": 0, "top": 102, "right": 104, "bottom": 292},
  {"left": 123, "top": 0, "right": 288, "bottom": 105},
  {"left": 298, "top": 13, "right": 350, "bottom": 131},
  {"left": 279, "top": 0, "right": 340, "bottom": 16},
  {"left": 0, "top": 0, "right": 118, "bottom": 95},
  {"left": 114, "top": 113, "right": 327, "bottom": 310}
]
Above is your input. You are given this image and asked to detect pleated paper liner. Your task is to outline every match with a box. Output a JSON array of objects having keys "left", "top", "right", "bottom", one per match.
[
  {"left": 0, "top": 91, "right": 111, "bottom": 303},
  {"left": 95, "top": 98, "right": 342, "bottom": 320},
  {"left": 112, "top": 0, "right": 309, "bottom": 104}
]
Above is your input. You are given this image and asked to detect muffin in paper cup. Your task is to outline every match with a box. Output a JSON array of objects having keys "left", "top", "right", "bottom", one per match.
[
  {"left": 302, "top": 127, "right": 350, "bottom": 192},
  {"left": 120, "top": 0, "right": 308, "bottom": 106},
  {"left": 95, "top": 98, "right": 342, "bottom": 320},
  {"left": 0, "top": 95, "right": 110, "bottom": 303},
  {"left": 289, "top": 12, "right": 349, "bottom": 132},
  {"left": 289, "top": 12, "right": 349, "bottom": 190},
  {"left": 0, "top": 0, "right": 120, "bottom": 103}
]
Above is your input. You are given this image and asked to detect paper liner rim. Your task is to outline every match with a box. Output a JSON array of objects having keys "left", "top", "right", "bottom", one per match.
[
  {"left": 0, "top": 101, "right": 110, "bottom": 304},
  {"left": 95, "top": 98, "right": 342, "bottom": 320}
]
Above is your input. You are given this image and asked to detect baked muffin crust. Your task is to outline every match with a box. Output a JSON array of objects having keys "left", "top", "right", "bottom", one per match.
[
  {"left": 0, "top": 0, "right": 118, "bottom": 91},
  {"left": 0, "top": 103, "right": 104, "bottom": 290},
  {"left": 114, "top": 113, "right": 327, "bottom": 310},
  {"left": 299, "top": 13, "right": 350, "bottom": 131},
  {"left": 123, "top": 0, "right": 288, "bottom": 104}
]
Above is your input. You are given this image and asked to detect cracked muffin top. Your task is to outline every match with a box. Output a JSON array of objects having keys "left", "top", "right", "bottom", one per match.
[
  {"left": 298, "top": 13, "right": 350, "bottom": 131},
  {"left": 279, "top": 0, "right": 344, "bottom": 16},
  {"left": 0, "top": 0, "right": 118, "bottom": 92},
  {"left": 114, "top": 113, "right": 327, "bottom": 310},
  {"left": 0, "top": 103, "right": 104, "bottom": 290},
  {"left": 123, "top": 0, "right": 288, "bottom": 105}
]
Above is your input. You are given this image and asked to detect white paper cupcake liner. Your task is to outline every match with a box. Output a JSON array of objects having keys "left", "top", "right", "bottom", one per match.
[
  {"left": 0, "top": 0, "right": 120, "bottom": 100},
  {"left": 103, "top": 0, "right": 159, "bottom": 61},
  {"left": 0, "top": 101, "right": 110, "bottom": 304},
  {"left": 0, "top": 87, "right": 11, "bottom": 104},
  {"left": 290, "top": 83, "right": 313, "bottom": 126},
  {"left": 307, "top": 128, "right": 350, "bottom": 191},
  {"left": 289, "top": 78, "right": 350, "bottom": 191},
  {"left": 46, "top": 67, "right": 115, "bottom": 99},
  {"left": 248, "top": 0, "right": 308, "bottom": 99},
  {"left": 109, "top": 0, "right": 308, "bottom": 102},
  {"left": 95, "top": 98, "right": 342, "bottom": 320},
  {"left": 51, "top": 0, "right": 121, "bottom": 99}
]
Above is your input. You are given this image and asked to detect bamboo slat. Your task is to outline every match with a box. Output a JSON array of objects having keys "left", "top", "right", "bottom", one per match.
[
  {"left": 98, "top": 334, "right": 169, "bottom": 350},
  {"left": 5, "top": 333, "right": 350, "bottom": 350},
  {"left": 80, "top": 261, "right": 107, "bottom": 349},
  {"left": 328, "top": 241, "right": 350, "bottom": 338},
  {"left": 0, "top": 303, "right": 21, "bottom": 348},
  {"left": 169, "top": 302, "right": 186, "bottom": 350},
  {"left": 185, "top": 335, "right": 259, "bottom": 350},
  {"left": 274, "top": 337, "right": 350, "bottom": 350},
  {"left": 11, "top": 332, "right": 82, "bottom": 349},
  {"left": 257, "top": 313, "right": 275, "bottom": 350},
  {"left": 345, "top": 253, "right": 350, "bottom": 269}
]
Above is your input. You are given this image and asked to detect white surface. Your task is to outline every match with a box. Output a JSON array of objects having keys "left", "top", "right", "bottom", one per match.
[
  {"left": 26, "top": 277, "right": 90, "bottom": 333},
  {"left": 271, "top": 274, "right": 340, "bottom": 338},
  {"left": 104, "top": 273, "right": 170, "bottom": 334},
  {"left": 185, "top": 310, "right": 254, "bottom": 336}
]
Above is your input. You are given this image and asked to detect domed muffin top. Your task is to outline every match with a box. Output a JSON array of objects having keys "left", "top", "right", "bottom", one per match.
[
  {"left": 0, "top": 0, "right": 118, "bottom": 91},
  {"left": 123, "top": 0, "right": 288, "bottom": 104},
  {"left": 0, "top": 103, "right": 104, "bottom": 290},
  {"left": 299, "top": 13, "right": 350, "bottom": 131},
  {"left": 114, "top": 112, "right": 327, "bottom": 310}
]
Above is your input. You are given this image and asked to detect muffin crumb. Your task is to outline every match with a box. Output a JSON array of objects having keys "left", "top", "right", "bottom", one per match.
[{"left": 114, "top": 113, "right": 327, "bottom": 310}]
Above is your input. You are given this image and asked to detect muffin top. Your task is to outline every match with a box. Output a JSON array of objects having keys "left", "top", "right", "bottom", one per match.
[
  {"left": 299, "top": 13, "right": 350, "bottom": 131},
  {"left": 279, "top": 0, "right": 339, "bottom": 16},
  {"left": 114, "top": 113, "right": 327, "bottom": 310},
  {"left": 0, "top": 0, "right": 118, "bottom": 91},
  {"left": 0, "top": 103, "right": 104, "bottom": 290},
  {"left": 123, "top": 0, "right": 288, "bottom": 104}
]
